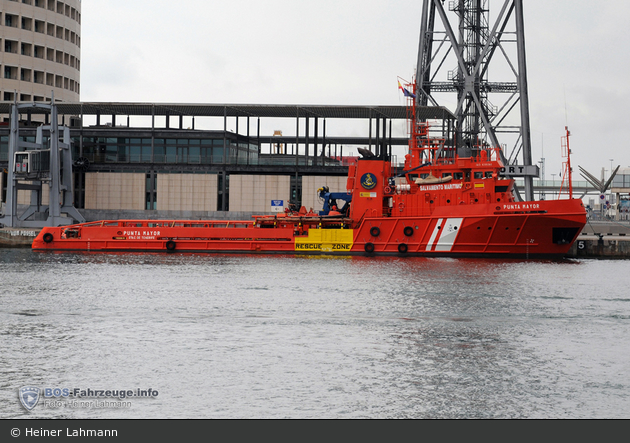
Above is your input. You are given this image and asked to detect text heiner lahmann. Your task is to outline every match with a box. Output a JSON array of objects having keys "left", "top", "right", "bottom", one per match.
[{"left": 25, "top": 428, "right": 118, "bottom": 437}]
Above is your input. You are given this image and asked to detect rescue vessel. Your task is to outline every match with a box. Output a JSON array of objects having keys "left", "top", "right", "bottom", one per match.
[{"left": 32, "top": 84, "right": 586, "bottom": 258}]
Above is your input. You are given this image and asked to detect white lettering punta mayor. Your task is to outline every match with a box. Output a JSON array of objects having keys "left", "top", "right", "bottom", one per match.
[
  {"left": 502, "top": 203, "right": 540, "bottom": 210},
  {"left": 123, "top": 231, "right": 161, "bottom": 236}
]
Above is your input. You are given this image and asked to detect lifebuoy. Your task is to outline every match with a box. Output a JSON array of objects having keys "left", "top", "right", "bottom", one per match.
[
  {"left": 384, "top": 186, "right": 392, "bottom": 194},
  {"left": 166, "top": 240, "right": 176, "bottom": 251},
  {"left": 370, "top": 226, "right": 380, "bottom": 237},
  {"left": 403, "top": 226, "right": 414, "bottom": 237},
  {"left": 398, "top": 243, "right": 408, "bottom": 253},
  {"left": 364, "top": 242, "right": 375, "bottom": 253},
  {"left": 43, "top": 233, "right": 53, "bottom": 243}
]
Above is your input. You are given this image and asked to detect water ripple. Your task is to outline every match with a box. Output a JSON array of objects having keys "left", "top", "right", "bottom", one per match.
[{"left": 0, "top": 250, "right": 629, "bottom": 418}]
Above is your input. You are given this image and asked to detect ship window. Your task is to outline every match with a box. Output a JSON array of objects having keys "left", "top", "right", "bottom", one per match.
[
  {"left": 454, "top": 172, "right": 463, "bottom": 180},
  {"left": 485, "top": 171, "right": 493, "bottom": 178},
  {"left": 442, "top": 173, "right": 452, "bottom": 178},
  {"left": 474, "top": 172, "right": 483, "bottom": 179}
]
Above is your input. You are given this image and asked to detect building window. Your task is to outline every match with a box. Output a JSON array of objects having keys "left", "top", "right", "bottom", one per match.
[
  {"left": 20, "top": 69, "right": 32, "bottom": 82},
  {"left": 21, "top": 17, "right": 32, "bottom": 31},
  {"left": 21, "top": 43, "right": 32, "bottom": 56},
  {"left": 4, "top": 66, "right": 16, "bottom": 80},
  {"left": 146, "top": 172, "right": 157, "bottom": 210},
  {"left": 5, "top": 14, "right": 17, "bottom": 28}
]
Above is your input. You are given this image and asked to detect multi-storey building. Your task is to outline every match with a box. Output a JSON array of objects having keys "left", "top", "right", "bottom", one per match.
[{"left": 0, "top": 0, "right": 80, "bottom": 103}]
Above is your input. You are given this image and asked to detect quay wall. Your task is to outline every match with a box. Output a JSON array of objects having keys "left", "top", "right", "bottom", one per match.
[{"left": 0, "top": 228, "right": 40, "bottom": 248}]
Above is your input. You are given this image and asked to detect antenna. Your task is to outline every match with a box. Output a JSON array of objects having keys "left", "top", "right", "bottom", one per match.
[
  {"left": 539, "top": 133, "right": 545, "bottom": 200},
  {"left": 562, "top": 85, "right": 569, "bottom": 126}
]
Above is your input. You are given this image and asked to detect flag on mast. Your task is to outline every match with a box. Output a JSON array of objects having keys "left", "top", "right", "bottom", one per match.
[{"left": 398, "top": 81, "right": 416, "bottom": 98}]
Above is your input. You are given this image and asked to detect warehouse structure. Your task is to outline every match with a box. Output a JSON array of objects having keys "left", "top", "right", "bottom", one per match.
[{"left": 0, "top": 102, "right": 456, "bottom": 220}]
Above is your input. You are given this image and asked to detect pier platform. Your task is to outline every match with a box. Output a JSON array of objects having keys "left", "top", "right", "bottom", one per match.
[
  {"left": 0, "top": 227, "right": 41, "bottom": 248},
  {"left": 566, "top": 220, "right": 630, "bottom": 259}
]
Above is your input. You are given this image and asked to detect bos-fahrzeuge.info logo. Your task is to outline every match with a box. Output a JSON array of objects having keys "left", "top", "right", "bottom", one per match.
[
  {"left": 18, "top": 386, "right": 158, "bottom": 411},
  {"left": 19, "top": 386, "right": 40, "bottom": 411}
]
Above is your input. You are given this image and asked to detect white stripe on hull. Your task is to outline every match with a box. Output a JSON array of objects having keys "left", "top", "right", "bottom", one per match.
[
  {"left": 426, "top": 218, "right": 443, "bottom": 251},
  {"left": 434, "top": 218, "right": 463, "bottom": 251}
]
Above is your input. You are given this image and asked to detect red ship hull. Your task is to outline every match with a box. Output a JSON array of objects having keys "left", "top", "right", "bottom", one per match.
[{"left": 32, "top": 198, "right": 585, "bottom": 258}]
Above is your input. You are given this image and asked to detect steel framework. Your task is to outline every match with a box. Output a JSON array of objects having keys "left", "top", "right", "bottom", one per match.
[
  {"left": 0, "top": 99, "right": 85, "bottom": 227},
  {"left": 416, "top": 0, "right": 535, "bottom": 200}
]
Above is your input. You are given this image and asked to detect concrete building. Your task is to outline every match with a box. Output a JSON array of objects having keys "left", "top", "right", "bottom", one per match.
[{"left": 1, "top": 0, "right": 81, "bottom": 104}]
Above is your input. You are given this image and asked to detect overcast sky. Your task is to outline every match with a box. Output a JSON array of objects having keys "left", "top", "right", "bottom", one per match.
[{"left": 80, "top": 0, "right": 630, "bottom": 179}]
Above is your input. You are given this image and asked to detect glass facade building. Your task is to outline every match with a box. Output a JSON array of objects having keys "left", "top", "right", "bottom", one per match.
[
  {"left": 0, "top": 130, "right": 260, "bottom": 166},
  {"left": 76, "top": 134, "right": 259, "bottom": 166}
]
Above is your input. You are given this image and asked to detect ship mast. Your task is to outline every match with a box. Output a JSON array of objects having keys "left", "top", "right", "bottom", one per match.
[{"left": 559, "top": 126, "right": 573, "bottom": 199}]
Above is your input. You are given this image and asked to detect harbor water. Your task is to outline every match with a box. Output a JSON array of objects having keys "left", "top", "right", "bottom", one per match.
[{"left": 0, "top": 249, "right": 628, "bottom": 419}]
